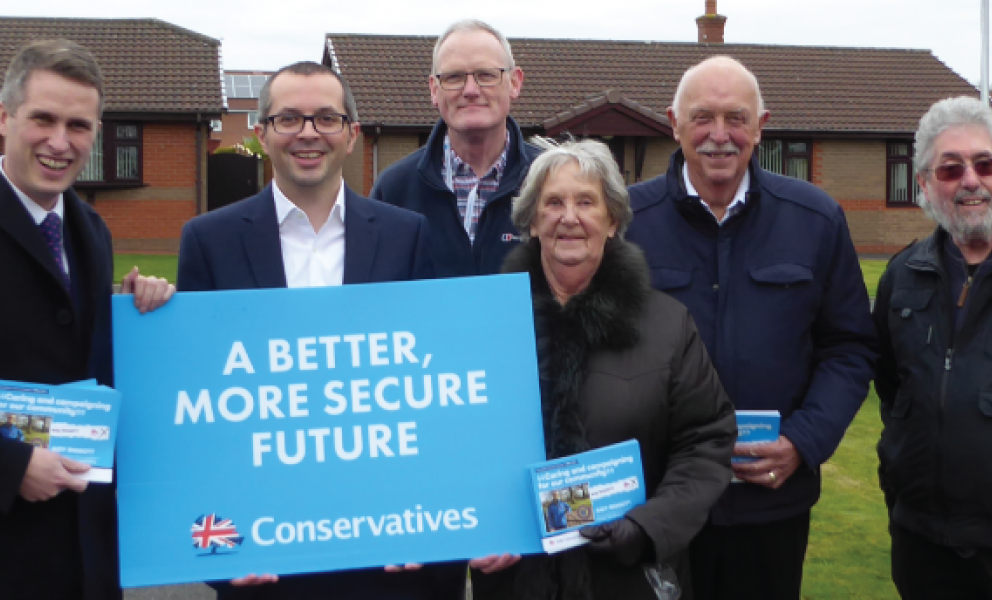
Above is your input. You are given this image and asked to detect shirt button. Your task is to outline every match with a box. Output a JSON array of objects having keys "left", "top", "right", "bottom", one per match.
[
  {"left": 712, "top": 284, "right": 719, "bottom": 291},
  {"left": 900, "top": 308, "right": 912, "bottom": 318}
]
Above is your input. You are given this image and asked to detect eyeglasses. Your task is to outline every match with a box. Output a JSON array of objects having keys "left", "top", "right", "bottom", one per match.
[
  {"left": 928, "top": 157, "right": 992, "bottom": 182},
  {"left": 434, "top": 68, "right": 507, "bottom": 91},
  {"left": 265, "top": 112, "right": 349, "bottom": 134}
]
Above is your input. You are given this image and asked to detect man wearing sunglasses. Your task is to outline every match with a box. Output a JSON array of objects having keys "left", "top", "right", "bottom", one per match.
[
  {"left": 874, "top": 96, "right": 992, "bottom": 599},
  {"left": 371, "top": 19, "right": 541, "bottom": 277},
  {"left": 177, "top": 61, "right": 464, "bottom": 600}
]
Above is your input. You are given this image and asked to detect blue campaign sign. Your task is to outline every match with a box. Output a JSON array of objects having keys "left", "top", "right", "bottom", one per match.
[{"left": 112, "top": 275, "right": 546, "bottom": 587}]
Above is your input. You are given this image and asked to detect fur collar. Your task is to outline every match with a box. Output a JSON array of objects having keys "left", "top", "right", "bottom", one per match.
[{"left": 502, "top": 236, "right": 651, "bottom": 354}]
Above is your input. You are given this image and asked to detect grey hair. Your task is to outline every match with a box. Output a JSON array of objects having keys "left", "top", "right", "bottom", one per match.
[
  {"left": 257, "top": 61, "right": 359, "bottom": 124},
  {"left": 512, "top": 137, "right": 632, "bottom": 241},
  {"left": 671, "top": 55, "right": 765, "bottom": 120},
  {"left": 914, "top": 95, "right": 992, "bottom": 209},
  {"left": 1, "top": 39, "right": 104, "bottom": 116},
  {"left": 432, "top": 19, "right": 515, "bottom": 74}
]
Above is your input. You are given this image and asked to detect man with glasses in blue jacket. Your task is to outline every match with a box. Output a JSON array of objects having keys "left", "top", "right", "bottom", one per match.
[{"left": 371, "top": 19, "right": 541, "bottom": 277}]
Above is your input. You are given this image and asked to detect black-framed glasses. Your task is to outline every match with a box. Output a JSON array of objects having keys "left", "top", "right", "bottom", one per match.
[
  {"left": 434, "top": 68, "right": 507, "bottom": 91},
  {"left": 266, "top": 112, "right": 349, "bottom": 134},
  {"left": 926, "top": 157, "right": 992, "bottom": 182}
]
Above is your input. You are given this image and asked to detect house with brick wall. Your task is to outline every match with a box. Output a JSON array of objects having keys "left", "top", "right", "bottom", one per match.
[
  {"left": 209, "top": 70, "right": 273, "bottom": 152},
  {"left": 0, "top": 17, "right": 224, "bottom": 252},
  {"left": 324, "top": 4, "right": 977, "bottom": 255}
]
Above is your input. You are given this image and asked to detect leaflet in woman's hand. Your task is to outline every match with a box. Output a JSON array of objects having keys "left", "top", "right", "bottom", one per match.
[{"left": 528, "top": 440, "right": 645, "bottom": 553}]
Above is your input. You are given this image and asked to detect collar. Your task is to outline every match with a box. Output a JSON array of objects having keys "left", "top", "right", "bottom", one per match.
[
  {"left": 272, "top": 178, "right": 347, "bottom": 228},
  {"left": 0, "top": 156, "right": 65, "bottom": 225},
  {"left": 443, "top": 130, "right": 510, "bottom": 182},
  {"left": 682, "top": 161, "right": 750, "bottom": 225}
]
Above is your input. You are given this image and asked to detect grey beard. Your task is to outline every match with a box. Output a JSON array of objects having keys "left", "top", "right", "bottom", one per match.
[{"left": 928, "top": 201, "right": 992, "bottom": 244}]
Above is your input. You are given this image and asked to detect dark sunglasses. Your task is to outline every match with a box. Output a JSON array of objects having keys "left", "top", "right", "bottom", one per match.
[{"left": 932, "top": 158, "right": 992, "bottom": 182}]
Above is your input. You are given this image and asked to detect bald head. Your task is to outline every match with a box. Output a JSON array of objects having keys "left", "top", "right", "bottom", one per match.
[
  {"left": 666, "top": 55, "right": 770, "bottom": 208},
  {"left": 671, "top": 56, "right": 765, "bottom": 121}
]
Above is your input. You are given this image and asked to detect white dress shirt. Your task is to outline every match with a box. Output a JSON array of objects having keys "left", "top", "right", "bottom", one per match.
[
  {"left": 683, "top": 162, "right": 750, "bottom": 226},
  {"left": 0, "top": 156, "right": 69, "bottom": 278},
  {"left": 273, "top": 179, "right": 346, "bottom": 288}
]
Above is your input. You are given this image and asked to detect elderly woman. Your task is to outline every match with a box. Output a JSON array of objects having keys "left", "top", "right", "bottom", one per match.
[{"left": 471, "top": 139, "right": 736, "bottom": 600}]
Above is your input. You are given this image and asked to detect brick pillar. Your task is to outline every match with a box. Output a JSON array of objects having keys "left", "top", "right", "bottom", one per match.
[
  {"left": 696, "top": 14, "right": 727, "bottom": 43},
  {"left": 362, "top": 131, "right": 374, "bottom": 196}
]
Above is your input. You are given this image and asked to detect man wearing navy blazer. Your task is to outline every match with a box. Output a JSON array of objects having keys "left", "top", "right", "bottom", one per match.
[
  {"left": 178, "top": 62, "right": 463, "bottom": 599},
  {"left": 0, "top": 40, "right": 173, "bottom": 600}
]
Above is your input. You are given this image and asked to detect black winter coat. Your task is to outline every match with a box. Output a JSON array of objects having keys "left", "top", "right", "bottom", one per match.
[
  {"left": 471, "top": 238, "right": 736, "bottom": 600},
  {"left": 875, "top": 229, "right": 992, "bottom": 549}
]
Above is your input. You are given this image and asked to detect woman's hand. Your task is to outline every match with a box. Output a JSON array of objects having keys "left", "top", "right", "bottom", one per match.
[
  {"left": 469, "top": 554, "right": 520, "bottom": 574},
  {"left": 580, "top": 517, "right": 649, "bottom": 567}
]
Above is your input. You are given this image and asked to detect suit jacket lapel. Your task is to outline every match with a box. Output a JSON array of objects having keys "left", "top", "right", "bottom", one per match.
[
  {"left": 343, "top": 186, "right": 377, "bottom": 285},
  {"left": 241, "top": 186, "right": 288, "bottom": 289},
  {"left": 0, "top": 177, "right": 73, "bottom": 295}
]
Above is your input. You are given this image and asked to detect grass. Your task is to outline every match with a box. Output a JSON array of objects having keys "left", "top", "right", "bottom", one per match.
[
  {"left": 860, "top": 259, "right": 888, "bottom": 297},
  {"left": 802, "top": 388, "right": 897, "bottom": 599},
  {"left": 113, "top": 253, "right": 178, "bottom": 283}
]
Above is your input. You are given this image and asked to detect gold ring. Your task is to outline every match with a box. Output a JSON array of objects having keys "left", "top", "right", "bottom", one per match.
[{"left": 769, "top": 471, "right": 777, "bottom": 482}]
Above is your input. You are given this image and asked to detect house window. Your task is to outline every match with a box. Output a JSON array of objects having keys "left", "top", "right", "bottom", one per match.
[
  {"left": 77, "top": 121, "right": 142, "bottom": 184},
  {"left": 246, "top": 112, "right": 259, "bottom": 129},
  {"left": 887, "top": 141, "right": 917, "bottom": 206},
  {"left": 210, "top": 119, "right": 222, "bottom": 132},
  {"left": 758, "top": 140, "right": 810, "bottom": 181}
]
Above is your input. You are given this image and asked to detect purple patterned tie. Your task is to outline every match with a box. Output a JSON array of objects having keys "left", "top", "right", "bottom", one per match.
[{"left": 39, "top": 212, "right": 69, "bottom": 287}]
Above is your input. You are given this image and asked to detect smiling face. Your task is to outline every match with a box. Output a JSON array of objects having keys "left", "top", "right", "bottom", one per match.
[
  {"left": 429, "top": 29, "right": 522, "bottom": 140},
  {"left": 0, "top": 70, "right": 101, "bottom": 210},
  {"left": 256, "top": 71, "right": 357, "bottom": 201},
  {"left": 669, "top": 59, "right": 768, "bottom": 203},
  {"left": 918, "top": 124, "right": 992, "bottom": 245},
  {"left": 530, "top": 161, "right": 618, "bottom": 274}
]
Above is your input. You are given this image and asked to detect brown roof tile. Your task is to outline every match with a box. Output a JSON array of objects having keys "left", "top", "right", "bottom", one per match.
[
  {"left": 325, "top": 35, "right": 978, "bottom": 134},
  {"left": 1, "top": 17, "right": 224, "bottom": 115}
]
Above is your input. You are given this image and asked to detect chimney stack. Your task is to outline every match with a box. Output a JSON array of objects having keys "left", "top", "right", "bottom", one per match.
[{"left": 696, "top": 0, "right": 727, "bottom": 43}]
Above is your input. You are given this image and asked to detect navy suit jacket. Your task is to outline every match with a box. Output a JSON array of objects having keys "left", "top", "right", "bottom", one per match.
[
  {"left": 177, "top": 184, "right": 465, "bottom": 600},
  {"left": 179, "top": 184, "right": 434, "bottom": 290},
  {"left": 0, "top": 177, "right": 119, "bottom": 600}
]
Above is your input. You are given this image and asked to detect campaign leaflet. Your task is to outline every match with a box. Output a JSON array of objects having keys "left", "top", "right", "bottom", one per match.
[
  {"left": 0, "top": 378, "right": 121, "bottom": 483},
  {"left": 731, "top": 410, "right": 781, "bottom": 482},
  {"left": 528, "top": 440, "right": 645, "bottom": 554}
]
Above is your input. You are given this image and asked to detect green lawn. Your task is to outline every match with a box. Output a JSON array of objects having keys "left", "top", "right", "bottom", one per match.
[
  {"left": 860, "top": 259, "right": 887, "bottom": 297},
  {"left": 113, "top": 253, "right": 178, "bottom": 283},
  {"left": 803, "top": 388, "right": 896, "bottom": 599}
]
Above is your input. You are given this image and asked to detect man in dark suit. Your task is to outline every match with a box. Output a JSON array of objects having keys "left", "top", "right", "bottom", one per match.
[
  {"left": 0, "top": 39, "right": 173, "bottom": 600},
  {"left": 178, "top": 61, "right": 463, "bottom": 599}
]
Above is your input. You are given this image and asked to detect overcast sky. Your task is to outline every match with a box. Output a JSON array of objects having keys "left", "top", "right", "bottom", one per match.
[{"left": 5, "top": 0, "right": 987, "bottom": 85}]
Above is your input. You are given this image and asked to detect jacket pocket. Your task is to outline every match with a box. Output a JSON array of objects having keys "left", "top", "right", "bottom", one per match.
[
  {"left": 889, "top": 289, "right": 935, "bottom": 317},
  {"left": 891, "top": 389, "right": 913, "bottom": 418},
  {"left": 749, "top": 263, "right": 813, "bottom": 287},
  {"left": 979, "top": 390, "right": 992, "bottom": 418},
  {"left": 650, "top": 268, "right": 692, "bottom": 292}
]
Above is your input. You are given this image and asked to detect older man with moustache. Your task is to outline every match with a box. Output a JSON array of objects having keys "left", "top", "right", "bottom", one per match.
[
  {"left": 0, "top": 39, "right": 173, "bottom": 600},
  {"left": 875, "top": 96, "right": 992, "bottom": 599},
  {"left": 371, "top": 19, "right": 541, "bottom": 277},
  {"left": 626, "top": 56, "right": 876, "bottom": 600}
]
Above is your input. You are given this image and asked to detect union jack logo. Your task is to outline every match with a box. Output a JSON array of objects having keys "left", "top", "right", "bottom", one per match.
[{"left": 192, "top": 514, "right": 244, "bottom": 554}]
